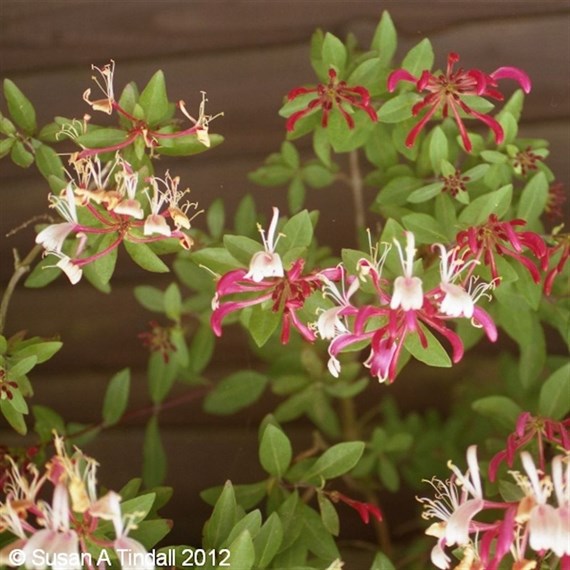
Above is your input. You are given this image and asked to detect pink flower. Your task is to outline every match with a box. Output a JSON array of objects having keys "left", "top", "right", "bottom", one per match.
[
  {"left": 544, "top": 233, "right": 570, "bottom": 295},
  {"left": 211, "top": 260, "right": 323, "bottom": 344},
  {"left": 387, "top": 52, "right": 531, "bottom": 151},
  {"left": 286, "top": 68, "right": 377, "bottom": 132},
  {"left": 489, "top": 412, "right": 570, "bottom": 482},
  {"left": 456, "top": 214, "right": 548, "bottom": 284}
]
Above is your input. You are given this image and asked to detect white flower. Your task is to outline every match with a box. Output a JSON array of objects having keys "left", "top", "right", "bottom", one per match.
[
  {"left": 245, "top": 207, "right": 284, "bottom": 282},
  {"left": 113, "top": 168, "right": 144, "bottom": 219},
  {"left": 391, "top": 232, "right": 423, "bottom": 311},
  {"left": 22, "top": 485, "right": 81, "bottom": 570},
  {"left": 82, "top": 60, "right": 115, "bottom": 115},
  {"left": 519, "top": 452, "right": 562, "bottom": 555},
  {"left": 144, "top": 179, "right": 171, "bottom": 237},
  {"left": 36, "top": 185, "right": 79, "bottom": 253},
  {"left": 316, "top": 269, "right": 358, "bottom": 340}
]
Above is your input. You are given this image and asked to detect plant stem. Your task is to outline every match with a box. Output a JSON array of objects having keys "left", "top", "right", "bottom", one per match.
[
  {"left": 0, "top": 244, "right": 43, "bottom": 335},
  {"left": 349, "top": 149, "right": 366, "bottom": 235}
]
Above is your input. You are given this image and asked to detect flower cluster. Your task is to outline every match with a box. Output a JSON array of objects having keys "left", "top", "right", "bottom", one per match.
[
  {"left": 388, "top": 52, "right": 531, "bottom": 151},
  {"left": 35, "top": 155, "right": 197, "bottom": 284},
  {"left": 82, "top": 60, "right": 218, "bottom": 156},
  {"left": 419, "top": 444, "right": 569, "bottom": 570},
  {"left": 0, "top": 434, "right": 154, "bottom": 570},
  {"left": 286, "top": 68, "right": 378, "bottom": 132},
  {"left": 211, "top": 209, "right": 334, "bottom": 344}
]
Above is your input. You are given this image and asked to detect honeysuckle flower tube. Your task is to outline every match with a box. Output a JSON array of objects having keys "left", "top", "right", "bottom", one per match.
[{"left": 387, "top": 52, "right": 531, "bottom": 151}]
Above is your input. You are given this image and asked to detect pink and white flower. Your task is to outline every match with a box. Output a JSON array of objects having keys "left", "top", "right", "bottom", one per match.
[{"left": 245, "top": 207, "right": 284, "bottom": 282}]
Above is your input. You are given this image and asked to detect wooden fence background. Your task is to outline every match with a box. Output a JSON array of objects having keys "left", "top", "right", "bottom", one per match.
[{"left": 1, "top": 0, "right": 569, "bottom": 553}]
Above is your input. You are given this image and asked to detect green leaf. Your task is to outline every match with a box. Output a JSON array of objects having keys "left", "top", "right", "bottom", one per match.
[
  {"left": 373, "top": 176, "right": 423, "bottom": 207},
  {"left": 207, "top": 198, "right": 225, "bottom": 240},
  {"left": 235, "top": 195, "right": 257, "bottom": 237},
  {"left": 281, "top": 141, "right": 300, "bottom": 169},
  {"left": 190, "top": 247, "right": 241, "bottom": 274},
  {"left": 10, "top": 140, "right": 34, "bottom": 168},
  {"left": 404, "top": 326, "right": 452, "bottom": 368},
  {"left": 204, "top": 481, "right": 237, "bottom": 548},
  {"left": 3, "top": 79, "right": 37, "bottom": 134},
  {"left": 302, "top": 164, "right": 335, "bottom": 188},
  {"left": 143, "top": 416, "right": 166, "bottom": 487},
  {"left": 76, "top": 128, "right": 129, "bottom": 149},
  {"left": 378, "top": 93, "right": 418, "bottom": 123},
  {"left": 347, "top": 58, "right": 385, "bottom": 96},
  {"left": 35, "top": 143, "right": 64, "bottom": 180},
  {"left": 201, "top": 481, "right": 266, "bottom": 510},
  {"left": 0, "top": 137, "right": 14, "bottom": 159},
  {"left": 472, "top": 396, "right": 522, "bottom": 431},
  {"left": 227, "top": 530, "right": 255, "bottom": 570},
  {"left": 138, "top": 70, "right": 169, "bottom": 127},
  {"left": 372, "top": 11, "right": 397, "bottom": 67},
  {"left": 33, "top": 405, "right": 65, "bottom": 442},
  {"left": 498, "top": 111, "right": 518, "bottom": 146},
  {"left": 102, "top": 368, "right": 130, "bottom": 426},
  {"left": 188, "top": 325, "right": 215, "bottom": 375},
  {"left": 288, "top": 175, "right": 305, "bottom": 214},
  {"left": 278, "top": 209, "right": 314, "bottom": 252},
  {"left": 378, "top": 457, "right": 400, "bottom": 492},
  {"left": 129, "top": 519, "right": 171, "bottom": 549},
  {"left": 249, "top": 164, "right": 293, "bottom": 187},
  {"left": 517, "top": 172, "right": 548, "bottom": 223},
  {"left": 458, "top": 185, "right": 512, "bottom": 226},
  {"left": 1, "top": 400, "right": 27, "bottom": 434},
  {"left": 370, "top": 551, "right": 396, "bottom": 570},
  {"left": 124, "top": 241, "right": 169, "bottom": 273},
  {"left": 15, "top": 340, "right": 62, "bottom": 364},
  {"left": 9, "top": 355, "right": 37, "bottom": 378},
  {"left": 434, "top": 193, "right": 458, "bottom": 240},
  {"left": 300, "top": 504, "right": 340, "bottom": 559},
  {"left": 148, "top": 351, "right": 177, "bottom": 404},
  {"left": 82, "top": 232, "right": 118, "bottom": 288},
  {"left": 402, "top": 213, "right": 448, "bottom": 244},
  {"left": 254, "top": 512, "right": 283, "bottom": 569},
  {"left": 259, "top": 424, "right": 293, "bottom": 478},
  {"left": 155, "top": 133, "right": 224, "bottom": 156},
  {"left": 407, "top": 182, "right": 444, "bottom": 203},
  {"left": 223, "top": 234, "right": 261, "bottom": 266},
  {"left": 304, "top": 441, "right": 365, "bottom": 481},
  {"left": 539, "top": 363, "right": 570, "bottom": 420},
  {"left": 402, "top": 38, "right": 434, "bottom": 76},
  {"left": 318, "top": 494, "right": 339, "bottom": 536},
  {"left": 321, "top": 33, "right": 347, "bottom": 73},
  {"left": 313, "top": 126, "right": 332, "bottom": 167},
  {"left": 429, "top": 126, "right": 448, "bottom": 174},
  {"left": 204, "top": 371, "right": 268, "bottom": 415},
  {"left": 134, "top": 285, "right": 165, "bottom": 312},
  {"left": 163, "top": 283, "right": 182, "bottom": 321}
]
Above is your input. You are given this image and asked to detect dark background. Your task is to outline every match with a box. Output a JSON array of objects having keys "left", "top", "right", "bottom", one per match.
[{"left": 1, "top": 0, "right": 569, "bottom": 553}]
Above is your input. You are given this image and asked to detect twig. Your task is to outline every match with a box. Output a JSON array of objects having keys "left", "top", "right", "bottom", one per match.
[{"left": 0, "top": 244, "right": 43, "bottom": 335}]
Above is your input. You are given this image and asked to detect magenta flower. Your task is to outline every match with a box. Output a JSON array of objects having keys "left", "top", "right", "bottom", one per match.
[
  {"left": 286, "top": 68, "right": 378, "bottom": 132},
  {"left": 387, "top": 52, "right": 531, "bottom": 151},
  {"left": 324, "top": 235, "right": 497, "bottom": 384},
  {"left": 489, "top": 412, "right": 570, "bottom": 482},
  {"left": 544, "top": 233, "right": 570, "bottom": 295},
  {"left": 456, "top": 214, "right": 548, "bottom": 284},
  {"left": 211, "top": 260, "right": 325, "bottom": 344}
]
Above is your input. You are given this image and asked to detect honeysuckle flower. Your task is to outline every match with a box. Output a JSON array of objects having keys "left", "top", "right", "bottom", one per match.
[
  {"left": 328, "top": 490, "right": 382, "bottom": 524},
  {"left": 22, "top": 483, "right": 82, "bottom": 570},
  {"left": 80, "top": 61, "right": 220, "bottom": 159},
  {"left": 391, "top": 232, "right": 423, "bottom": 311},
  {"left": 82, "top": 60, "right": 116, "bottom": 115},
  {"left": 544, "top": 182, "right": 566, "bottom": 221},
  {"left": 387, "top": 52, "right": 531, "bottom": 151},
  {"left": 551, "top": 455, "right": 570, "bottom": 557},
  {"left": 489, "top": 412, "right": 570, "bottom": 482},
  {"left": 315, "top": 266, "right": 359, "bottom": 340},
  {"left": 286, "top": 68, "right": 378, "bottom": 132},
  {"left": 212, "top": 260, "right": 335, "bottom": 344},
  {"left": 456, "top": 214, "right": 548, "bottom": 284},
  {"left": 138, "top": 320, "right": 175, "bottom": 363},
  {"left": 544, "top": 232, "right": 570, "bottom": 295},
  {"left": 433, "top": 244, "right": 480, "bottom": 318},
  {"left": 512, "top": 146, "right": 544, "bottom": 177},
  {"left": 245, "top": 207, "right": 284, "bottom": 282},
  {"left": 112, "top": 167, "right": 144, "bottom": 219},
  {"left": 441, "top": 168, "right": 470, "bottom": 197}
]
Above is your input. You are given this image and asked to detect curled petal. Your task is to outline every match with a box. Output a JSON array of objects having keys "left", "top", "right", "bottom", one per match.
[
  {"left": 387, "top": 69, "right": 418, "bottom": 92},
  {"left": 472, "top": 306, "right": 498, "bottom": 342},
  {"left": 445, "top": 498, "right": 485, "bottom": 546},
  {"left": 491, "top": 66, "right": 532, "bottom": 93}
]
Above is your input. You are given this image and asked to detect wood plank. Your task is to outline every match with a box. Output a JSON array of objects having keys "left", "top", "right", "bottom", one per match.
[{"left": 2, "top": 1, "right": 568, "bottom": 73}]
